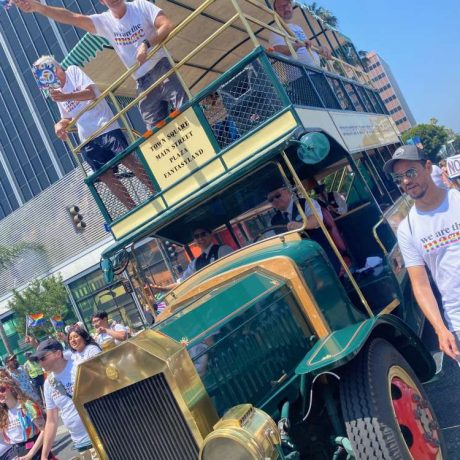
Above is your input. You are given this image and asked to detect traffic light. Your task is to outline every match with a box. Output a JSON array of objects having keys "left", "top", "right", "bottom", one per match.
[
  {"left": 68, "top": 205, "right": 86, "bottom": 231},
  {"left": 164, "top": 240, "right": 177, "bottom": 259}
]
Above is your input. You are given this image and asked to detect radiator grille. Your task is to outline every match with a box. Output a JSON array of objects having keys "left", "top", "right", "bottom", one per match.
[{"left": 85, "top": 373, "right": 199, "bottom": 460}]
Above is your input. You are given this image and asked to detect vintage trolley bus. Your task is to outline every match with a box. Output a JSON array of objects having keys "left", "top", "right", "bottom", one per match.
[{"left": 59, "top": 1, "right": 445, "bottom": 459}]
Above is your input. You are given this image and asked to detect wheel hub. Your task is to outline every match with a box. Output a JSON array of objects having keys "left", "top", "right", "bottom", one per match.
[{"left": 391, "top": 376, "right": 440, "bottom": 460}]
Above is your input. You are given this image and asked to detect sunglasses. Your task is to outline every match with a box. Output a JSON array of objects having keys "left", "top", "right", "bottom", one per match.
[
  {"left": 0, "top": 386, "right": 9, "bottom": 393},
  {"left": 38, "top": 352, "right": 55, "bottom": 362},
  {"left": 193, "top": 231, "right": 209, "bottom": 239},
  {"left": 391, "top": 168, "right": 419, "bottom": 185},
  {"left": 267, "top": 193, "right": 281, "bottom": 203}
]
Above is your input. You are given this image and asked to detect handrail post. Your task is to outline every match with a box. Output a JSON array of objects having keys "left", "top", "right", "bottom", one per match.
[
  {"left": 230, "top": 0, "right": 259, "bottom": 48},
  {"left": 107, "top": 92, "right": 136, "bottom": 144},
  {"left": 162, "top": 44, "right": 193, "bottom": 100}
]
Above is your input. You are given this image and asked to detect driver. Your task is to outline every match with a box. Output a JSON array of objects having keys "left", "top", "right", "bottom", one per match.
[
  {"left": 267, "top": 187, "right": 323, "bottom": 230},
  {"left": 268, "top": 186, "right": 344, "bottom": 273}
]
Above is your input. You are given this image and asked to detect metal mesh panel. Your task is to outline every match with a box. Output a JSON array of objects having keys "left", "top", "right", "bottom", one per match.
[
  {"left": 343, "top": 82, "right": 364, "bottom": 112},
  {"left": 354, "top": 85, "right": 374, "bottom": 113},
  {"left": 270, "top": 58, "right": 322, "bottom": 107},
  {"left": 85, "top": 373, "right": 199, "bottom": 460},
  {"left": 363, "top": 89, "right": 378, "bottom": 113},
  {"left": 91, "top": 149, "right": 156, "bottom": 221},
  {"left": 200, "top": 59, "right": 284, "bottom": 149},
  {"left": 367, "top": 89, "right": 386, "bottom": 114},
  {"left": 308, "top": 73, "right": 341, "bottom": 109},
  {"left": 326, "top": 77, "right": 353, "bottom": 110}
]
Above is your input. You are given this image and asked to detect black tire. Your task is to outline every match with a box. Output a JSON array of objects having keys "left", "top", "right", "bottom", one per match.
[{"left": 340, "top": 338, "right": 446, "bottom": 460}]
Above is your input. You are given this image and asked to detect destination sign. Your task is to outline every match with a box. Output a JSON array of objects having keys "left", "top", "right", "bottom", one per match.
[
  {"left": 140, "top": 108, "right": 217, "bottom": 190},
  {"left": 330, "top": 112, "right": 400, "bottom": 153}
]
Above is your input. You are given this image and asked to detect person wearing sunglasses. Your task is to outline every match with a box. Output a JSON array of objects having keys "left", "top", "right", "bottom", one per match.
[
  {"left": 267, "top": 187, "right": 323, "bottom": 231},
  {"left": 0, "top": 377, "right": 53, "bottom": 460},
  {"left": 383, "top": 144, "right": 460, "bottom": 363},
  {"left": 29, "top": 339, "right": 92, "bottom": 458},
  {"left": 151, "top": 227, "right": 233, "bottom": 293},
  {"left": 175, "top": 227, "right": 233, "bottom": 282}
]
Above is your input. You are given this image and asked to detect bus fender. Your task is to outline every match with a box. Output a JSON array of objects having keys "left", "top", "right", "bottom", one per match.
[{"left": 295, "top": 314, "right": 435, "bottom": 382}]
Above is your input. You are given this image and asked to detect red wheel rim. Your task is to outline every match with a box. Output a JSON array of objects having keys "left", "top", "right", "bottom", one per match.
[{"left": 391, "top": 373, "right": 441, "bottom": 460}]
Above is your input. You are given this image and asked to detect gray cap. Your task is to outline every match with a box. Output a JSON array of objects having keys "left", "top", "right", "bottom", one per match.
[
  {"left": 29, "top": 338, "right": 63, "bottom": 362},
  {"left": 383, "top": 145, "right": 427, "bottom": 174}
]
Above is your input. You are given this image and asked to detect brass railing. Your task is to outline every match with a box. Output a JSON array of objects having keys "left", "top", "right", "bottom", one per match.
[{"left": 63, "top": 0, "right": 373, "bottom": 170}]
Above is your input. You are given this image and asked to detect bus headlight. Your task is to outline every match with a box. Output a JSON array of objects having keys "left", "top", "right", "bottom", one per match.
[{"left": 199, "top": 404, "right": 281, "bottom": 460}]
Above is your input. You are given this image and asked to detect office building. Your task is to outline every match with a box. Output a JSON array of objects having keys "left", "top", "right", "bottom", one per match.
[{"left": 367, "top": 51, "right": 416, "bottom": 133}]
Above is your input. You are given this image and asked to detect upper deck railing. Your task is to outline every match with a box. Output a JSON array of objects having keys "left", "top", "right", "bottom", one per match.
[
  {"left": 63, "top": 0, "right": 374, "bottom": 160},
  {"left": 59, "top": 0, "right": 389, "bottom": 239}
]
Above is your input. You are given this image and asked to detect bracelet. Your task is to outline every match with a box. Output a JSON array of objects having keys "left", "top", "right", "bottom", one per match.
[{"left": 142, "top": 39, "right": 150, "bottom": 49}]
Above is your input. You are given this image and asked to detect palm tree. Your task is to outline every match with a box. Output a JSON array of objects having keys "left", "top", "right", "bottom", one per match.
[
  {"left": 358, "top": 50, "right": 371, "bottom": 71},
  {"left": 0, "top": 242, "right": 43, "bottom": 270},
  {"left": 299, "top": 2, "right": 339, "bottom": 28}
]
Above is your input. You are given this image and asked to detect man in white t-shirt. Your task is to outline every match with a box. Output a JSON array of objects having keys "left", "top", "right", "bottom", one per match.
[
  {"left": 269, "top": 0, "right": 332, "bottom": 69},
  {"left": 17, "top": 0, "right": 187, "bottom": 130},
  {"left": 32, "top": 55, "right": 155, "bottom": 209},
  {"left": 30, "top": 339, "right": 91, "bottom": 458},
  {"left": 383, "top": 145, "right": 460, "bottom": 361},
  {"left": 92, "top": 311, "right": 128, "bottom": 348}
]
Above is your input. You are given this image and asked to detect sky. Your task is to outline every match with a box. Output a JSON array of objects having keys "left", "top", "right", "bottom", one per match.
[{"left": 315, "top": 0, "right": 460, "bottom": 132}]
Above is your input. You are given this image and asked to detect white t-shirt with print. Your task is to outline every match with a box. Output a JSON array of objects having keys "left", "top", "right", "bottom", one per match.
[
  {"left": 90, "top": 0, "right": 167, "bottom": 80},
  {"left": 71, "top": 344, "right": 101, "bottom": 381},
  {"left": 44, "top": 359, "right": 89, "bottom": 445},
  {"left": 397, "top": 189, "right": 460, "bottom": 331},
  {"left": 95, "top": 323, "right": 127, "bottom": 346},
  {"left": 71, "top": 344, "right": 101, "bottom": 366},
  {"left": 5, "top": 404, "right": 26, "bottom": 444},
  {"left": 57, "top": 66, "right": 119, "bottom": 141},
  {"left": 269, "top": 23, "right": 321, "bottom": 68}
]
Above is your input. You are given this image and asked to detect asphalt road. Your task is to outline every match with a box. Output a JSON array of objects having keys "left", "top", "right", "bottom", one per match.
[{"left": 425, "top": 355, "right": 460, "bottom": 460}]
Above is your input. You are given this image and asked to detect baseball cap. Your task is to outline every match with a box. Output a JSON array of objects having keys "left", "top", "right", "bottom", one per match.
[
  {"left": 30, "top": 338, "right": 63, "bottom": 362},
  {"left": 383, "top": 145, "right": 427, "bottom": 174}
]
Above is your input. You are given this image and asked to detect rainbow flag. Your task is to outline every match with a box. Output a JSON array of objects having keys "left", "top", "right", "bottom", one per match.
[
  {"left": 50, "top": 315, "right": 64, "bottom": 329},
  {"left": 27, "top": 313, "right": 45, "bottom": 328}
]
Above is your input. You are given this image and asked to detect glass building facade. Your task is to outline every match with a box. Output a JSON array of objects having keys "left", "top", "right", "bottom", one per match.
[{"left": 0, "top": 0, "right": 106, "bottom": 219}]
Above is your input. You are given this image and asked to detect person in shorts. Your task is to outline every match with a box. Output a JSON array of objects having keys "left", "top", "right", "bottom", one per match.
[
  {"left": 18, "top": 0, "right": 188, "bottom": 131},
  {"left": 33, "top": 56, "right": 155, "bottom": 209}
]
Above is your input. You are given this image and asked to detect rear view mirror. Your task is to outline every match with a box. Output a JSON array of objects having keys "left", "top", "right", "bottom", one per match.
[
  {"left": 297, "top": 132, "right": 330, "bottom": 164},
  {"left": 100, "top": 258, "right": 114, "bottom": 284}
]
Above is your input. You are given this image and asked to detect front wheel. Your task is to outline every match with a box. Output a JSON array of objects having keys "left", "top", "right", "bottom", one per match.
[{"left": 340, "top": 338, "right": 445, "bottom": 460}]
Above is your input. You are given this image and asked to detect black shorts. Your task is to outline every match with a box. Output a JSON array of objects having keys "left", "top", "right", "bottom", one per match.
[{"left": 82, "top": 128, "right": 128, "bottom": 172}]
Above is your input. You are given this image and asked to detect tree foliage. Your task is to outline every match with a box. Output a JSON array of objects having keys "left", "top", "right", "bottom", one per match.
[
  {"left": 0, "top": 242, "right": 44, "bottom": 271},
  {"left": 401, "top": 124, "right": 449, "bottom": 162},
  {"left": 297, "top": 1, "right": 339, "bottom": 28},
  {"left": 7, "top": 275, "right": 70, "bottom": 336}
]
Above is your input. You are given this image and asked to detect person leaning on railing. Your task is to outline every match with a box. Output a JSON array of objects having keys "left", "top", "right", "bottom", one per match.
[
  {"left": 269, "top": 0, "right": 332, "bottom": 68},
  {"left": 15, "top": 0, "right": 187, "bottom": 131},
  {"left": 31, "top": 56, "right": 155, "bottom": 210}
]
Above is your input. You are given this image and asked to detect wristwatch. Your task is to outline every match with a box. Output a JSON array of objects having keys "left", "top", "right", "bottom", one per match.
[{"left": 142, "top": 39, "right": 150, "bottom": 48}]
